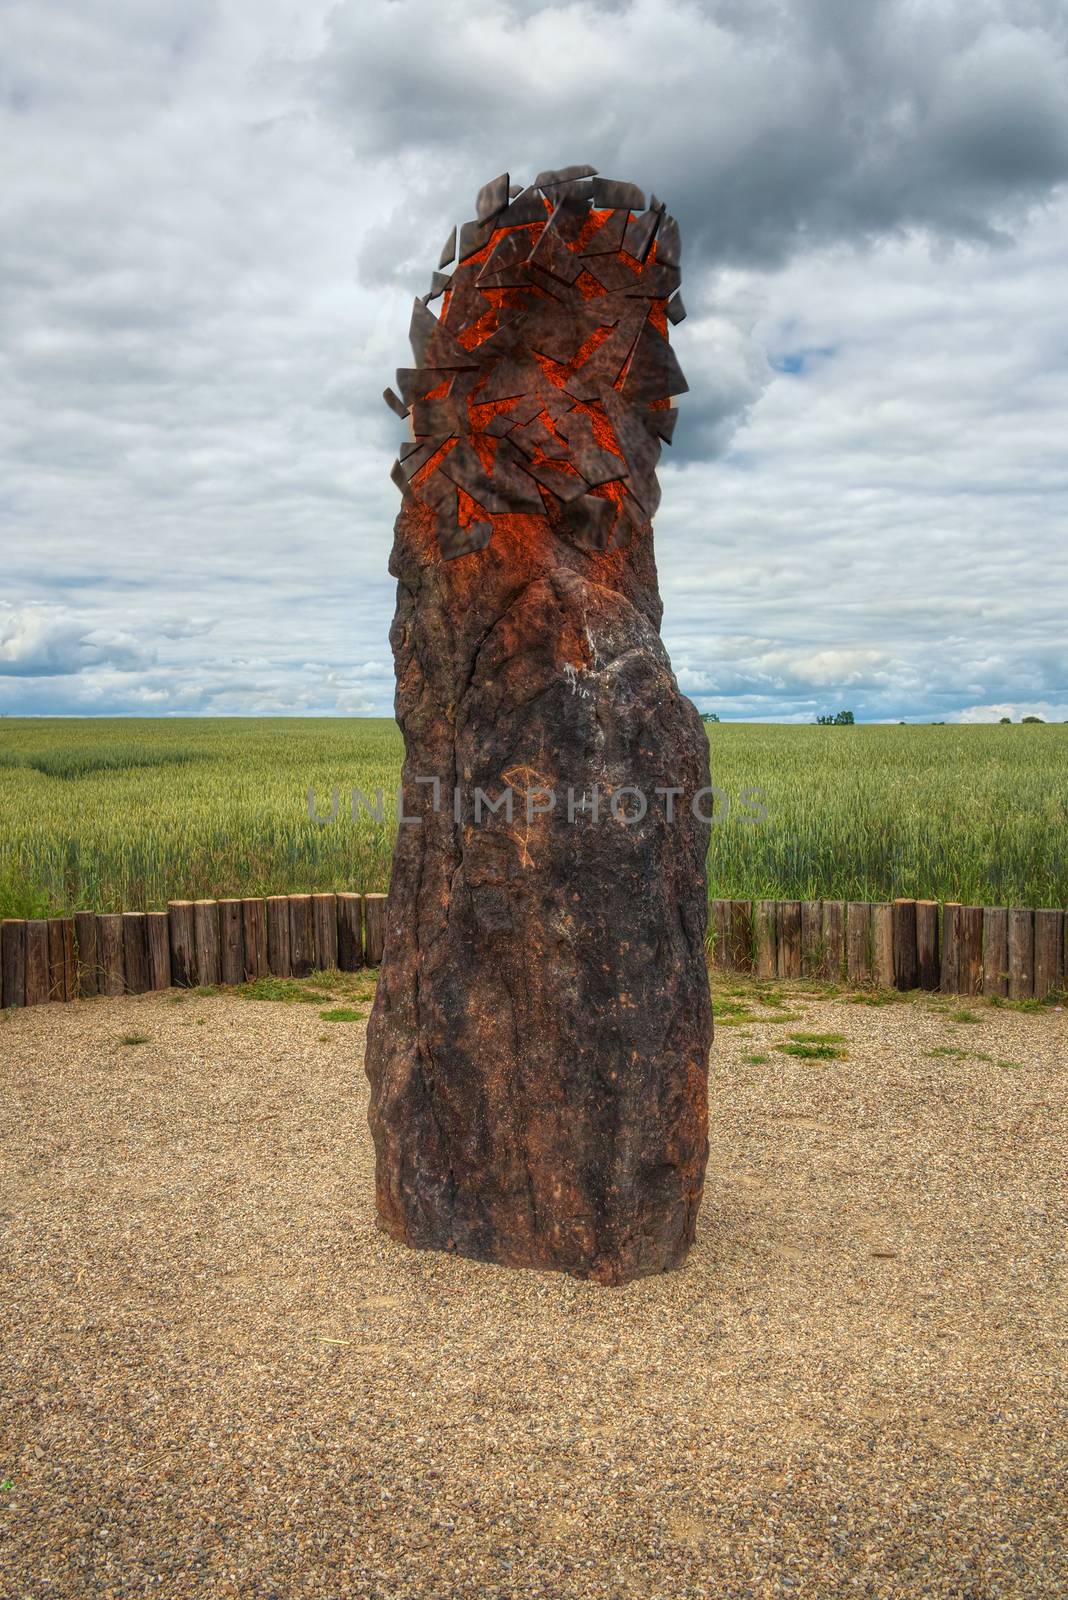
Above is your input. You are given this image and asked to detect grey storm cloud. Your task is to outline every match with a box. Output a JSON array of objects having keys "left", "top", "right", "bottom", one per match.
[
  {"left": 0, "top": 0, "right": 1066, "bottom": 722},
  {"left": 312, "top": 0, "right": 1068, "bottom": 270}
]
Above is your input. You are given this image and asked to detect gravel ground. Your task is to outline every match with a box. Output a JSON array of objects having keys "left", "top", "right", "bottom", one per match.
[{"left": 1, "top": 976, "right": 1065, "bottom": 1600}]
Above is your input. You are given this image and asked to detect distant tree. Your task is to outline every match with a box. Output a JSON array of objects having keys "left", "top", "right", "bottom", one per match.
[
  {"left": 999, "top": 716, "right": 1012, "bottom": 724},
  {"left": 1021, "top": 715, "right": 1044, "bottom": 723},
  {"left": 816, "top": 709, "right": 855, "bottom": 725},
  {"left": 701, "top": 712, "right": 721, "bottom": 723}
]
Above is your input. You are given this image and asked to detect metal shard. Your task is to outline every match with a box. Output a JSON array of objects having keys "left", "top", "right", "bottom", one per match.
[
  {"left": 532, "top": 164, "right": 598, "bottom": 189},
  {"left": 476, "top": 172, "right": 510, "bottom": 222},
  {"left": 619, "top": 321, "right": 689, "bottom": 403},
  {"left": 592, "top": 179, "right": 645, "bottom": 211},
  {"left": 645, "top": 407, "right": 679, "bottom": 444},
  {"left": 567, "top": 492, "right": 617, "bottom": 551},
  {"left": 439, "top": 518, "right": 493, "bottom": 560},
  {"left": 622, "top": 208, "right": 661, "bottom": 263}
]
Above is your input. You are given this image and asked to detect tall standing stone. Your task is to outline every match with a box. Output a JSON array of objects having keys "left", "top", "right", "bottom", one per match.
[{"left": 365, "top": 169, "right": 713, "bottom": 1283}]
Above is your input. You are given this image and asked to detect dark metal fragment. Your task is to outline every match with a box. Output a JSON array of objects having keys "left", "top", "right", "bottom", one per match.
[
  {"left": 458, "top": 217, "right": 494, "bottom": 262},
  {"left": 483, "top": 440, "right": 545, "bottom": 511},
  {"left": 592, "top": 178, "right": 645, "bottom": 211},
  {"left": 476, "top": 172, "right": 510, "bottom": 222},
  {"left": 410, "top": 298, "right": 476, "bottom": 369},
  {"left": 528, "top": 222, "right": 583, "bottom": 284},
  {"left": 396, "top": 367, "right": 449, "bottom": 406},
  {"left": 496, "top": 191, "right": 550, "bottom": 227},
  {"left": 383, "top": 387, "right": 409, "bottom": 419},
  {"left": 474, "top": 356, "right": 543, "bottom": 404},
  {"left": 532, "top": 164, "right": 597, "bottom": 189},
  {"left": 622, "top": 207, "right": 661, "bottom": 263},
  {"left": 580, "top": 209, "right": 629, "bottom": 256},
  {"left": 509, "top": 416, "right": 569, "bottom": 460},
  {"left": 411, "top": 396, "right": 465, "bottom": 437},
  {"left": 596, "top": 385, "right": 661, "bottom": 493},
  {"left": 545, "top": 191, "right": 591, "bottom": 243},
  {"left": 565, "top": 492, "right": 617, "bottom": 552},
  {"left": 553, "top": 408, "right": 627, "bottom": 486},
  {"left": 438, "top": 226, "right": 456, "bottom": 268},
  {"left": 581, "top": 253, "right": 642, "bottom": 293},
  {"left": 620, "top": 321, "right": 689, "bottom": 403},
  {"left": 622, "top": 262, "right": 681, "bottom": 298},
  {"left": 523, "top": 460, "right": 591, "bottom": 502},
  {"left": 399, "top": 439, "right": 445, "bottom": 479},
  {"left": 646, "top": 407, "right": 679, "bottom": 444},
  {"left": 439, "top": 519, "right": 493, "bottom": 560},
  {"left": 476, "top": 230, "right": 533, "bottom": 287},
  {"left": 655, "top": 214, "right": 681, "bottom": 268}
]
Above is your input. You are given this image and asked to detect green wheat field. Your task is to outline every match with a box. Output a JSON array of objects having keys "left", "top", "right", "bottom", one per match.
[{"left": 1, "top": 718, "right": 1065, "bottom": 919}]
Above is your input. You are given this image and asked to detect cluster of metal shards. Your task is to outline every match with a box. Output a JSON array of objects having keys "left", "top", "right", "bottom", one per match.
[{"left": 385, "top": 166, "right": 687, "bottom": 561}]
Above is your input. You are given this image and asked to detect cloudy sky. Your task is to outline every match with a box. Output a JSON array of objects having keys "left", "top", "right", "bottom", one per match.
[{"left": 2, "top": 0, "right": 1067, "bottom": 722}]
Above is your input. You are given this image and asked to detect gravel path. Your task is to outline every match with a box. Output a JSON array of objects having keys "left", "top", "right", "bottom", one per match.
[{"left": 1, "top": 978, "right": 1065, "bottom": 1599}]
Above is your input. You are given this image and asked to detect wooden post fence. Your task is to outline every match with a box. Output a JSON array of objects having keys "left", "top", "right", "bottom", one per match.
[{"left": 2, "top": 891, "right": 1064, "bottom": 1010}]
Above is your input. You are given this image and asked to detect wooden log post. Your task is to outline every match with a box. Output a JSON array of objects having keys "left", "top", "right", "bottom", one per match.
[
  {"left": 871, "top": 903, "right": 894, "bottom": 988},
  {"left": 312, "top": 892, "right": 339, "bottom": 971},
  {"left": 266, "top": 895, "right": 292, "bottom": 977},
  {"left": 97, "top": 914, "right": 126, "bottom": 998},
  {"left": 74, "top": 910, "right": 99, "bottom": 998},
  {"left": 146, "top": 911, "right": 171, "bottom": 990},
  {"left": 242, "top": 899, "right": 269, "bottom": 980},
  {"left": 48, "top": 917, "right": 76, "bottom": 1002},
  {"left": 915, "top": 901, "right": 940, "bottom": 990},
  {"left": 23, "top": 919, "right": 50, "bottom": 1006},
  {"left": 778, "top": 900, "right": 802, "bottom": 980},
  {"left": 218, "top": 899, "right": 245, "bottom": 987},
  {"left": 288, "top": 894, "right": 315, "bottom": 978},
  {"left": 122, "top": 913, "right": 150, "bottom": 995},
  {"left": 982, "top": 907, "right": 1009, "bottom": 998},
  {"left": 957, "top": 906, "right": 983, "bottom": 997},
  {"left": 940, "top": 903, "right": 961, "bottom": 994},
  {"left": 821, "top": 900, "right": 845, "bottom": 981},
  {"left": 1007, "top": 908, "right": 1034, "bottom": 1001},
  {"left": 1033, "top": 909, "right": 1065, "bottom": 999},
  {"left": 363, "top": 892, "right": 389, "bottom": 967},
  {"left": 892, "top": 899, "right": 918, "bottom": 990},
  {"left": 710, "top": 899, "right": 730, "bottom": 968},
  {"left": 1, "top": 920, "right": 27, "bottom": 1008},
  {"left": 727, "top": 900, "right": 753, "bottom": 973},
  {"left": 800, "top": 900, "right": 823, "bottom": 979},
  {"left": 168, "top": 901, "right": 197, "bottom": 988},
  {"left": 337, "top": 894, "right": 363, "bottom": 972},
  {"left": 845, "top": 902, "right": 872, "bottom": 986},
  {"left": 753, "top": 900, "right": 777, "bottom": 979},
  {"left": 193, "top": 900, "right": 221, "bottom": 986}
]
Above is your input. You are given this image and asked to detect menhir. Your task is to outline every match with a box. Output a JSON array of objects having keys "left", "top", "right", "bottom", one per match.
[{"left": 364, "top": 166, "right": 713, "bottom": 1285}]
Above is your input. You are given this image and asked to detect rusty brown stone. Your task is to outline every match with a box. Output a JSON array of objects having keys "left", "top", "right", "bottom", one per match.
[{"left": 365, "top": 172, "right": 711, "bottom": 1285}]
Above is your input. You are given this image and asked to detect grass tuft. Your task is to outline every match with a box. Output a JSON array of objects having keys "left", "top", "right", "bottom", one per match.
[{"left": 775, "top": 1040, "right": 848, "bottom": 1061}]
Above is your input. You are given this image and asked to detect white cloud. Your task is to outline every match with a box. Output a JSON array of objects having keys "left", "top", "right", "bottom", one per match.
[
  {"left": 0, "top": 0, "right": 1066, "bottom": 720},
  {"left": 0, "top": 604, "right": 149, "bottom": 677}
]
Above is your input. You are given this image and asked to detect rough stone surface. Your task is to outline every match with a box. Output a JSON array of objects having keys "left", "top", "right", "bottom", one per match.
[{"left": 365, "top": 505, "right": 712, "bottom": 1283}]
